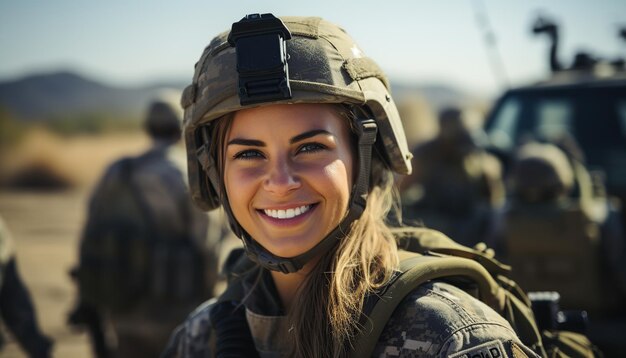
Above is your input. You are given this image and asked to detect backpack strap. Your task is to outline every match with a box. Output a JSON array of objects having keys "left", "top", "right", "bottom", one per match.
[
  {"left": 209, "top": 248, "right": 261, "bottom": 357},
  {"left": 118, "top": 157, "right": 159, "bottom": 238},
  {"left": 352, "top": 226, "right": 549, "bottom": 357},
  {"left": 351, "top": 250, "right": 509, "bottom": 358},
  {"left": 216, "top": 248, "right": 259, "bottom": 304}
]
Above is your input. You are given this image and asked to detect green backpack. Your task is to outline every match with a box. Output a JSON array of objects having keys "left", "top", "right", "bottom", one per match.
[{"left": 350, "top": 227, "right": 600, "bottom": 358}]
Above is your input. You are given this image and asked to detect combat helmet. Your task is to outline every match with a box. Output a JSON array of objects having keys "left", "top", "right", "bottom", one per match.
[
  {"left": 511, "top": 142, "right": 574, "bottom": 203},
  {"left": 181, "top": 14, "right": 412, "bottom": 273},
  {"left": 144, "top": 99, "right": 182, "bottom": 141}
]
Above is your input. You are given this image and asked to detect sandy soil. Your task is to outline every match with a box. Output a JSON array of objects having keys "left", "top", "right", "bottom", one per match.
[
  {"left": 0, "top": 131, "right": 148, "bottom": 357},
  {"left": 0, "top": 188, "right": 241, "bottom": 358},
  {"left": 0, "top": 189, "right": 93, "bottom": 357},
  {"left": 0, "top": 128, "right": 248, "bottom": 357}
]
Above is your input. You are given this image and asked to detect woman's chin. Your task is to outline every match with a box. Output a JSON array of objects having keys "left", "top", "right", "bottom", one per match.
[{"left": 263, "top": 239, "right": 321, "bottom": 260}]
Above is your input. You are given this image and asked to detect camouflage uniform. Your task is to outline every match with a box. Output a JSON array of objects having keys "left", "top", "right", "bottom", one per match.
[
  {"left": 162, "top": 253, "right": 539, "bottom": 358},
  {"left": 0, "top": 216, "right": 53, "bottom": 358}
]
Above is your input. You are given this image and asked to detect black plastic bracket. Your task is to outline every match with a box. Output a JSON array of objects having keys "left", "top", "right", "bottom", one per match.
[{"left": 228, "top": 13, "right": 292, "bottom": 105}]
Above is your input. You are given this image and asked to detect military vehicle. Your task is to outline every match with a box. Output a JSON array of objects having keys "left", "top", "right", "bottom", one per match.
[
  {"left": 483, "top": 16, "right": 626, "bottom": 217},
  {"left": 482, "top": 16, "right": 626, "bottom": 357}
]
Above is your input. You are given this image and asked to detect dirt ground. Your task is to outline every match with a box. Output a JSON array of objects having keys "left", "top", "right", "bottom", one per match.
[
  {"left": 0, "top": 188, "right": 241, "bottom": 358},
  {"left": 0, "top": 130, "right": 241, "bottom": 357},
  {"left": 0, "top": 131, "right": 147, "bottom": 357},
  {"left": 0, "top": 189, "right": 93, "bottom": 357}
]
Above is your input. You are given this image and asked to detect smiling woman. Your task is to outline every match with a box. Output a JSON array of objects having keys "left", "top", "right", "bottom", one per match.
[
  {"left": 224, "top": 104, "right": 353, "bottom": 260},
  {"left": 162, "top": 13, "right": 548, "bottom": 358}
]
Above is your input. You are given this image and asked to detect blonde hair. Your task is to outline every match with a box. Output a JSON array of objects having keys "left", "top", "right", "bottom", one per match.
[
  {"left": 287, "top": 173, "right": 400, "bottom": 358},
  {"left": 210, "top": 106, "right": 401, "bottom": 358}
]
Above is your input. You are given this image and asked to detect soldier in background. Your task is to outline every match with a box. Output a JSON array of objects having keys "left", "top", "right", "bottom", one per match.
[
  {"left": 500, "top": 141, "right": 626, "bottom": 356},
  {"left": 399, "top": 106, "right": 505, "bottom": 247},
  {"left": 0, "top": 215, "right": 53, "bottom": 358},
  {"left": 68, "top": 98, "right": 222, "bottom": 358},
  {"left": 395, "top": 92, "right": 438, "bottom": 150}
]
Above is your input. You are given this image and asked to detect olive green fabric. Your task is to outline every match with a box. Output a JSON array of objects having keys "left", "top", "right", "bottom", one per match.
[
  {"left": 510, "top": 143, "right": 575, "bottom": 203},
  {"left": 504, "top": 200, "right": 622, "bottom": 314},
  {"left": 542, "top": 331, "right": 598, "bottom": 358},
  {"left": 351, "top": 227, "right": 598, "bottom": 358},
  {"left": 352, "top": 251, "right": 516, "bottom": 357},
  {"left": 504, "top": 144, "right": 623, "bottom": 315}
]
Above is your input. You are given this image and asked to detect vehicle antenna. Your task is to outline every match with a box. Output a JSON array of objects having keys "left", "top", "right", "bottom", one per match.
[{"left": 471, "top": 0, "right": 510, "bottom": 90}]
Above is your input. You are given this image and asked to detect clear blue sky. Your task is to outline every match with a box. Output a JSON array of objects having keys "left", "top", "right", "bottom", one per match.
[{"left": 1, "top": 0, "right": 624, "bottom": 97}]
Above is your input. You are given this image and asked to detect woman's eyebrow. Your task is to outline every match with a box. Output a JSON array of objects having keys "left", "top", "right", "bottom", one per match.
[
  {"left": 227, "top": 138, "right": 265, "bottom": 147},
  {"left": 290, "top": 129, "right": 332, "bottom": 144},
  {"left": 227, "top": 129, "right": 331, "bottom": 147}
]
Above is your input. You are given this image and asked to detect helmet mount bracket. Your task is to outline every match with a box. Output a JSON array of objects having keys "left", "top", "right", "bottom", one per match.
[{"left": 228, "top": 13, "right": 292, "bottom": 106}]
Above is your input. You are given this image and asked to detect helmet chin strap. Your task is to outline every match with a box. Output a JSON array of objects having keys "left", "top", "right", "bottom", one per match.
[{"left": 220, "top": 118, "right": 378, "bottom": 274}]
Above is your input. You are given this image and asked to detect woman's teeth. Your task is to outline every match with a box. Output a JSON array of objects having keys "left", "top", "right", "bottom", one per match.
[{"left": 264, "top": 205, "right": 311, "bottom": 219}]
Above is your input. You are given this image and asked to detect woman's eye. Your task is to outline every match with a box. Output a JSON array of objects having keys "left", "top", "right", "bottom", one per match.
[
  {"left": 297, "top": 143, "right": 327, "bottom": 154},
  {"left": 234, "top": 150, "right": 263, "bottom": 160}
]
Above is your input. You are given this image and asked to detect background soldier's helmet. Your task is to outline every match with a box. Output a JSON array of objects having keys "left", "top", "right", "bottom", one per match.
[
  {"left": 144, "top": 100, "right": 182, "bottom": 141},
  {"left": 436, "top": 106, "right": 476, "bottom": 156},
  {"left": 511, "top": 142, "right": 574, "bottom": 203},
  {"left": 180, "top": 15, "right": 412, "bottom": 211}
]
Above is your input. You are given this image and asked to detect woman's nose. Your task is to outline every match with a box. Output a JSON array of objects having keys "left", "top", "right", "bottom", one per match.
[{"left": 263, "top": 158, "right": 301, "bottom": 195}]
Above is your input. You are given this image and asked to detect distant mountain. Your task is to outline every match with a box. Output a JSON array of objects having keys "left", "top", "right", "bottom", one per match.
[
  {"left": 391, "top": 81, "right": 480, "bottom": 111},
  {"left": 0, "top": 70, "right": 475, "bottom": 122},
  {"left": 0, "top": 71, "right": 185, "bottom": 121}
]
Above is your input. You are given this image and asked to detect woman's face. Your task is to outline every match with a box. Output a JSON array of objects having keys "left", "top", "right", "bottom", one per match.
[{"left": 223, "top": 103, "right": 354, "bottom": 258}]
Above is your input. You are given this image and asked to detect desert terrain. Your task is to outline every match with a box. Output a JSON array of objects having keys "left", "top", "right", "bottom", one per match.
[
  {"left": 0, "top": 188, "right": 92, "bottom": 357},
  {"left": 0, "top": 130, "right": 239, "bottom": 357}
]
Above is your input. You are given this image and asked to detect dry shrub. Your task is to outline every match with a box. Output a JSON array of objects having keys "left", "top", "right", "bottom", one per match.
[{"left": 0, "top": 127, "right": 150, "bottom": 190}]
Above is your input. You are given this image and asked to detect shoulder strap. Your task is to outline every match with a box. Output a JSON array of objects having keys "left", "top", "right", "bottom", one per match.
[
  {"left": 144, "top": 151, "right": 196, "bottom": 241},
  {"left": 216, "top": 248, "right": 258, "bottom": 304},
  {"left": 119, "top": 157, "right": 159, "bottom": 238},
  {"left": 123, "top": 154, "right": 193, "bottom": 242},
  {"left": 351, "top": 250, "right": 507, "bottom": 358},
  {"left": 351, "top": 227, "right": 547, "bottom": 358}
]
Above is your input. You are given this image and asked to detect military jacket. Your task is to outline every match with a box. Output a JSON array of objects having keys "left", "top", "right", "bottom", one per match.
[{"left": 162, "top": 258, "right": 539, "bottom": 358}]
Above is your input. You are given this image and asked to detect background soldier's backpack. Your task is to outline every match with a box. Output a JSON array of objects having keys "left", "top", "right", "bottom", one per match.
[
  {"left": 503, "top": 200, "right": 621, "bottom": 314},
  {"left": 77, "top": 157, "right": 212, "bottom": 312},
  {"left": 351, "top": 228, "right": 600, "bottom": 358}
]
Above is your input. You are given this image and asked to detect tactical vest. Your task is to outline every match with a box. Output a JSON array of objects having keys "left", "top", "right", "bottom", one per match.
[{"left": 216, "top": 228, "right": 598, "bottom": 358}]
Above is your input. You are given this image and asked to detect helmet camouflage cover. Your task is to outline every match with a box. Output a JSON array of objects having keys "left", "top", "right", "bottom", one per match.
[{"left": 181, "top": 14, "right": 412, "bottom": 211}]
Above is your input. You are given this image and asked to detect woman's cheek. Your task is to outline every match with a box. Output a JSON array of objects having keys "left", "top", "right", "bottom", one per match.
[{"left": 322, "top": 161, "right": 351, "bottom": 188}]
